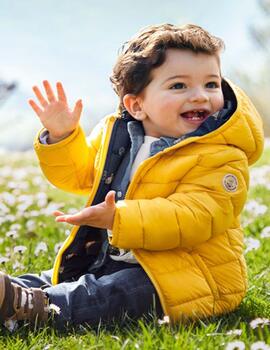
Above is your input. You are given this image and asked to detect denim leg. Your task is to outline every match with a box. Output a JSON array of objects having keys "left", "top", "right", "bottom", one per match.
[
  {"left": 10, "top": 269, "right": 53, "bottom": 289},
  {"left": 44, "top": 265, "right": 163, "bottom": 328}
]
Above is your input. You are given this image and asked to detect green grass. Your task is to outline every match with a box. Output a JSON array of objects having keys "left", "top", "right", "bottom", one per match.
[{"left": 0, "top": 148, "right": 269, "bottom": 349}]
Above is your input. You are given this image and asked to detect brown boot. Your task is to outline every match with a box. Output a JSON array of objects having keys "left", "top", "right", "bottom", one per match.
[{"left": 0, "top": 272, "right": 49, "bottom": 326}]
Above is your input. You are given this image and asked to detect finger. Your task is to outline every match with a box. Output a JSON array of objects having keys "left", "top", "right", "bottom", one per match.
[
  {"left": 28, "top": 99, "right": 43, "bottom": 117},
  {"left": 55, "top": 215, "right": 68, "bottom": 223},
  {"left": 53, "top": 210, "right": 65, "bottom": 217},
  {"left": 43, "top": 80, "right": 56, "bottom": 103},
  {"left": 72, "top": 99, "right": 83, "bottom": 121},
  {"left": 63, "top": 206, "right": 97, "bottom": 224},
  {"left": 56, "top": 82, "right": 67, "bottom": 103},
  {"left": 55, "top": 214, "right": 84, "bottom": 225},
  {"left": 105, "top": 191, "right": 116, "bottom": 207},
  {"left": 32, "top": 85, "right": 49, "bottom": 108}
]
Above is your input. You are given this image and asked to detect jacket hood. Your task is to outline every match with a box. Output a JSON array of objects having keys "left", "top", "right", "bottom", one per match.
[
  {"left": 118, "top": 79, "right": 264, "bottom": 166},
  {"left": 197, "top": 78, "right": 264, "bottom": 165}
]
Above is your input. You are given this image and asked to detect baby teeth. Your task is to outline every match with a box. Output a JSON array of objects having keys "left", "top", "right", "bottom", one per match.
[{"left": 189, "top": 116, "right": 202, "bottom": 120}]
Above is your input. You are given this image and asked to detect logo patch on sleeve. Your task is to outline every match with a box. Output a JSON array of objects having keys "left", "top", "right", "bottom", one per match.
[{"left": 222, "top": 174, "right": 238, "bottom": 192}]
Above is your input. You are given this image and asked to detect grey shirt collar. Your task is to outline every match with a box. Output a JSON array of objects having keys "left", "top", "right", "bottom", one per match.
[{"left": 126, "top": 99, "right": 232, "bottom": 158}]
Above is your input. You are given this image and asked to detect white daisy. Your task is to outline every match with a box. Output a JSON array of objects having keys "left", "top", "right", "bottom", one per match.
[
  {"left": 260, "top": 226, "right": 270, "bottom": 239},
  {"left": 250, "top": 341, "right": 270, "bottom": 350},
  {"left": 249, "top": 318, "right": 270, "bottom": 329},
  {"left": 34, "top": 242, "right": 48, "bottom": 256},
  {"left": 244, "top": 237, "right": 261, "bottom": 254},
  {"left": 225, "top": 340, "right": 245, "bottom": 350},
  {"left": 157, "top": 315, "right": 170, "bottom": 325},
  {"left": 13, "top": 245, "right": 27, "bottom": 254}
]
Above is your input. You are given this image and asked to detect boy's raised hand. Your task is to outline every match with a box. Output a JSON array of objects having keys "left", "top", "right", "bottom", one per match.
[
  {"left": 53, "top": 191, "right": 116, "bottom": 230},
  {"left": 28, "top": 80, "right": 83, "bottom": 143}
]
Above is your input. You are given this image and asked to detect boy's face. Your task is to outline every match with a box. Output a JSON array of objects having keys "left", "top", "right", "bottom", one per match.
[{"left": 126, "top": 48, "right": 224, "bottom": 138}]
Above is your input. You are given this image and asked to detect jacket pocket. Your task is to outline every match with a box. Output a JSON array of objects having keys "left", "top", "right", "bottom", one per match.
[{"left": 192, "top": 254, "right": 220, "bottom": 300}]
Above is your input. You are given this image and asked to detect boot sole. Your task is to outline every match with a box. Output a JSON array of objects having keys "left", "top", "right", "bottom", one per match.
[
  {"left": 0, "top": 272, "right": 15, "bottom": 323},
  {"left": 0, "top": 272, "right": 6, "bottom": 306}
]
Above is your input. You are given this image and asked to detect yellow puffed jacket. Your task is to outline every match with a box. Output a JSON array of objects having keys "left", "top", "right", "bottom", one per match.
[{"left": 34, "top": 80, "right": 264, "bottom": 322}]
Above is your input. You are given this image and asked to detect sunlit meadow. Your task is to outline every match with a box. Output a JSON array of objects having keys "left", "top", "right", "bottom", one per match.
[{"left": 0, "top": 142, "right": 269, "bottom": 350}]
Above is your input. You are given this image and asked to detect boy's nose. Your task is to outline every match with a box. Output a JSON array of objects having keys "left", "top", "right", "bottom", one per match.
[{"left": 189, "top": 88, "right": 209, "bottom": 103}]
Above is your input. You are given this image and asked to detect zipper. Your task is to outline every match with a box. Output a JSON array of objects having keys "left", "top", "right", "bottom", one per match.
[
  {"left": 52, "top": 117, "right": 116, "bottom": 285},
  {"left": 85, "top": 117, "right": 116, "bottom": 206}
]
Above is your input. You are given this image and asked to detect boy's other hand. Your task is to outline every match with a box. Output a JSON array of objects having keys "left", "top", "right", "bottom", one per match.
[
  {"left": 53, "top": 191, "right": 116, "bottom": 230},
  {"left": 28, "top": 80, "right": 83, "bottom": 143}
]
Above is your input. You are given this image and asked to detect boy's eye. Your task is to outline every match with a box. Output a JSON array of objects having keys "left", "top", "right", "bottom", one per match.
[
  {"left": 170, "top": 82, "right": 186, "bottom": 90},
  {"left": 206, "top": 81, "right": 220, "bottom": 88}
]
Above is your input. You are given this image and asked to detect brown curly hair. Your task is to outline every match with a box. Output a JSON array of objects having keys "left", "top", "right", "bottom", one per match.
[{"left": 110, "top": 23, "right": 225, "bottom": 112}]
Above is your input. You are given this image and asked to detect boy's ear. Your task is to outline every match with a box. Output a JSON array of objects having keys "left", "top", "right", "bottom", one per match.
[{"left": 123, "top": 94, "right": 146, "bottom": 121}]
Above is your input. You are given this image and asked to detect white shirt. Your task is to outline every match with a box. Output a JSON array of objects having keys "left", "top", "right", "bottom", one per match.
[{"left": 109, "top": 135, "right": 159, "bottom": 263}]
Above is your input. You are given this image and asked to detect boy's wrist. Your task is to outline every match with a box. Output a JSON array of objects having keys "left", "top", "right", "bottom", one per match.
[{"left": 47, "top": 130, "right": 74, "bottom": 144}]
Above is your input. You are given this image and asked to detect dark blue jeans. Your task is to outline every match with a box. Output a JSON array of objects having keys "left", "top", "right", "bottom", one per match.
[{"left": 11, "top": 256, "right": 163, "bottom": 329}]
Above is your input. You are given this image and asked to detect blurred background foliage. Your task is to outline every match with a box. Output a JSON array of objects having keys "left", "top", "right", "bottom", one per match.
[
  {"left": 234, "top": 0, "right": 270, "bottom": 136},
  {"left": 0, "top": 0, "right": 269, "bottom": 150}
]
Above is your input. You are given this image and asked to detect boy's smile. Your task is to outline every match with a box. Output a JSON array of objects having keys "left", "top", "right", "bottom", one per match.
[{"left": 124, "top": 49, "right": 224, "bottom": 138}]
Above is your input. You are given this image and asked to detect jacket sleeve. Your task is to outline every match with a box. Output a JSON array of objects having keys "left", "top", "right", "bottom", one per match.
[
  {"left": 110, "top": 150, "right": 249, "bottom": 250},
  {"left": 34, "top": 119, "right": 105, "bottom": 195}
]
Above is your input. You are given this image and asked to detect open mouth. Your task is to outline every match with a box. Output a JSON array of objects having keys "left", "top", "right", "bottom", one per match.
[{"left": 180, "top": 110, "right": 209, "bottom": 121}]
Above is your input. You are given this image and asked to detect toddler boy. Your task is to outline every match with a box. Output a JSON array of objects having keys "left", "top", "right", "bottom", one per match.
[{"left": 0, "top": 24, "right": 264, "bottom": 329}]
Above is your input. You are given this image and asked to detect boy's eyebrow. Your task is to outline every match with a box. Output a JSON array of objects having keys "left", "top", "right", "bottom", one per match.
[
  {"left": 163, "top": 75, "right": 189, "bottom": 83},
  {"left": 163, "top": 74, "right": 221, "bottom": 84},
  {"left": 205, "top": 74, "right": 221, "bottom": 79}
]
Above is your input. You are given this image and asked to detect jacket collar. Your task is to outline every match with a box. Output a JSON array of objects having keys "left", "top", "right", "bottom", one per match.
[{"left": 123, "top": 98, "right": 234, "bottom": 157}]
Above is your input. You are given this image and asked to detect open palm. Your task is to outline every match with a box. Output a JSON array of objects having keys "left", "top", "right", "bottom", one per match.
[
  {"left": 28, "top": 80, "right": 83, "bottom": 141},
  {"left": 53, "top": 190, "right": 116, "bottom": 229}
]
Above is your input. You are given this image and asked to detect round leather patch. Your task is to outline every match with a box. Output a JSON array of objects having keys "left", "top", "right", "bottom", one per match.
[{"left": 223, "top": 174, "right": 238, "bottom": 192}]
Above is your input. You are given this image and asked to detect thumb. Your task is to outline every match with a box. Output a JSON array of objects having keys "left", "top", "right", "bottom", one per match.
[{"left": 105, "top": 191, "right": 116, "bottom": 207}]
